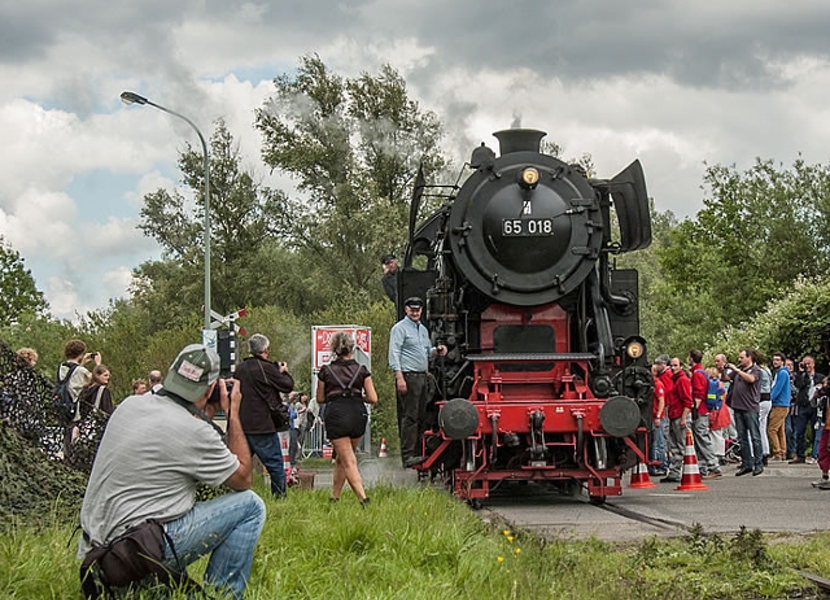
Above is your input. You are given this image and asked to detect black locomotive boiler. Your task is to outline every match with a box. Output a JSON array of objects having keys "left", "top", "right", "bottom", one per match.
[{"left": 398, "top": 128, "right": 654, "bottom": 504}]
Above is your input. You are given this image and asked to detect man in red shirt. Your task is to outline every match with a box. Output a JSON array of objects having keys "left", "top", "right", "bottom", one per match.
[
  {"left": 689, "top": 349, "right": 723, "bottom": 479},
  {"left": 661, "top": 356, "right": 695, "bottom": 483},
  {"left": 649, "top": 364, "right": 668, "bottom": 476}
]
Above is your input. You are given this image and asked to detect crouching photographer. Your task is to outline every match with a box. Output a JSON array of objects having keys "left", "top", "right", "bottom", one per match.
[{"left": 78, "top": 344, "right": 265, "bottom": 600}]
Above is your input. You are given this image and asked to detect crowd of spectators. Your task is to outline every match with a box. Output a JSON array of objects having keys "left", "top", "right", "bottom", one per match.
[{"left": 649, "top": 348, "right": 830, "bottom": 487}]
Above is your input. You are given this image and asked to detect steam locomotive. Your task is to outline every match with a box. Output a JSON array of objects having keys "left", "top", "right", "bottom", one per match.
[{"left": 398, "top": 128, "right": 654, "bottom": 505}]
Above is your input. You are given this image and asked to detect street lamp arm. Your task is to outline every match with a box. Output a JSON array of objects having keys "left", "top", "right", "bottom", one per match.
[{"left": 120, "top": 90, "right": 212, "bottom": 330}]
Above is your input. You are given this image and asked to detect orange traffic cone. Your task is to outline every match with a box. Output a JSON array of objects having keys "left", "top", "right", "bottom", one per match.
[
  {"left": 629, "top": 460, "right": 657, "bottom": 489},
  {"left": 378, "top": 438, "right": 388, "bottom": 458},
  {"left": 676, "top": 429, "right": 709, "bottom": 491}
]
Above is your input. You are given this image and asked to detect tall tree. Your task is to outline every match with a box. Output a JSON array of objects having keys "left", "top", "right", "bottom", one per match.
[
  {"left": 656, "top": 157, "right": 830, "bottom": 351},
  {"left": 134, "top": 119, "right": 290, "bottom": 319},
  {"left": 255, "top": 55, "right": 447, "bottom": 302},
  {"left": 0, "top": 237, "right": 47, "bottom": 324}
]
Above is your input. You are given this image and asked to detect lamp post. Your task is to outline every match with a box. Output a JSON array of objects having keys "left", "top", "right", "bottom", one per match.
[{"left": 120, "top": 91, "right": 212, "bottom": 332}]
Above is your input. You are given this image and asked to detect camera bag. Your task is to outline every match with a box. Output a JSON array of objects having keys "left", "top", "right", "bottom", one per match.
[{"left": 79, "top": 519, "right": 198, "bottom": 598}]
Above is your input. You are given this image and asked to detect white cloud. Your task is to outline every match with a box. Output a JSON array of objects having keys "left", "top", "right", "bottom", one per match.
[
  {"left": 102, "top": 266, "right": 135, "bottom": 299},
  {"left": 45, "top": 276, "right": 91, "bottom": 320}
]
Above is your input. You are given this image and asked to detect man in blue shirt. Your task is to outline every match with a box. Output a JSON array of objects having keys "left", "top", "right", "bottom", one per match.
[
  {"left": 388, "top": 296, "right": 447, "bottom": 467},
  {"left": 767, "top": 352, "right": 791, "bottom": 462}
]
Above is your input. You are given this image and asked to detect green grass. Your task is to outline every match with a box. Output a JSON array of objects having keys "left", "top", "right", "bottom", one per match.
[{"left": 0, "top": 481, "right": 824, "bottom": 599}]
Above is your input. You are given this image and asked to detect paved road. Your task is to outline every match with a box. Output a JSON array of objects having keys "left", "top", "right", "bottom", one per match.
[
  {"left": 304, "top": 458, "right": 825, "bottom": 541},
  {"left": 484, "top": 462, "right": 823, "bottom": 541}
]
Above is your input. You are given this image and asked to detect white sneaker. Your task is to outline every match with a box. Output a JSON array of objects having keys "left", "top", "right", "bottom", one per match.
[
  {"left": 811, "top": 478, "right": 828, "bottom": 488},
  {"left": 806, "top": 457, "right": 818, "bottom": 465}
]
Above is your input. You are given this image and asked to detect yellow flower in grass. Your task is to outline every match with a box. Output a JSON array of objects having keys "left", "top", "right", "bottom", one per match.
[
  {"left": 515, "top": 548, "right": 521, "bottom": 555},
  {"left": 507, "top": 535, "right": 514, "bottom": 542},
  {"left": 503, "top": 529, "right": 510, "bottom": 536},
  {"left": 497, "top": 556, "right": 504, "bottom": 563}
]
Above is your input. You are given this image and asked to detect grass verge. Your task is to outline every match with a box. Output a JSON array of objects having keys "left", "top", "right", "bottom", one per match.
[{"left": 0, "top": 480, "right": 825, "bottom": 599}]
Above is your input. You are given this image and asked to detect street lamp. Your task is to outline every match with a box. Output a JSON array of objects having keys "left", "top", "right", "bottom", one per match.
[{"left": 120, "top": 91, "right": 212, "bottom": 331}]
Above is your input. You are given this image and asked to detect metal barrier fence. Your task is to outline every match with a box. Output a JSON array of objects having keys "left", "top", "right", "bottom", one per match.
[{"left": 301, "top": 414, "right": 372, "bottom": 459}]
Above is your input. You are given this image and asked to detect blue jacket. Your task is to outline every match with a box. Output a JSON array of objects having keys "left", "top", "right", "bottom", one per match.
[{"left": 770, "top": 366, "right": 791, "bottom": 407}]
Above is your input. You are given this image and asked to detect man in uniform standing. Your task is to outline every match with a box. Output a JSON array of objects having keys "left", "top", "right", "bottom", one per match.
[
  {"left": 388, "top": 296, "right": 447, "bottom": 467},
  {"left": 381, "top": 254, "right": 399, "bottom": 304}
]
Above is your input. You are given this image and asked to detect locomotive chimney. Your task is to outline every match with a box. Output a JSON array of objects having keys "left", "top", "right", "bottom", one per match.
[{"left": 493, "top": 128, "right": 546, "bottom": 156}]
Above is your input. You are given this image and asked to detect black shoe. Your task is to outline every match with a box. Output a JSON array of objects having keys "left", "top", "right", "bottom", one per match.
[
  {"left": 329, "top": 497, "right": 339, "bottom": 504},
  {"left": 404, "top": 455, "right": 427, "bottom": 468},
  {"left": 659, "top": 476, "right": 680, "bottom": 483},
  {"left": 753, "top": 466, "right": 764, "bottom": 476},
  {"left": 735, "top": 468, "right": 752, "bottom": 476},
  {"left": 360, "top": 497, "right": 371, "bottom": 508},
  {"left": 762, "top": 455, "right": 769, "bottom": 466},
  {"left": 789, "top": 457, "right": 806, "bottom": 464}
]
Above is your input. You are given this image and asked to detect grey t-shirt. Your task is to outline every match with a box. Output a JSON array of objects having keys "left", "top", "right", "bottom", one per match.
[
  {"left": 730, "top": 364, "right": 762, "bottom": 412},
  {"left": 78, "top": 393, "right": 239, "bottom": 556}
]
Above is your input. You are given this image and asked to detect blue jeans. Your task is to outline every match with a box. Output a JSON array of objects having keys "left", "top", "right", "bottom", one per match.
[
  {"left": 649, "top": 417, "right": 668, "bottom": 472},
  {"left": 785, "top": 412, "right": 794, "bottom": 456},
  {"left": 163, "top": 490, "right": 266, "bottom": 600},
  {"left": 247, "top": 433, "right": 286, "bottom": 497},
  {"left": 734, "top": 408, "right": 763, "bottom": 469}
]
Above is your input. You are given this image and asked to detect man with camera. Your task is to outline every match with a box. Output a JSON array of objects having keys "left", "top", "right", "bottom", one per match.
[
  {"left": 78, "top": 344, "right": 264, "bottom": 600},
  {"left": 729, "top": 349, "right": 764, "bottom": 476},
  {"left": 235, "top": 333, "right": 294, "bottom": 498},
  {"left": 791, "top": 355, "right": 825, "bottom": 464}
]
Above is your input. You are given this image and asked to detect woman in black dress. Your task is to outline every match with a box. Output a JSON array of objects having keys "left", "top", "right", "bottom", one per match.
[{"left": 316, "top": 332, "right": 378, "bottom": 504}]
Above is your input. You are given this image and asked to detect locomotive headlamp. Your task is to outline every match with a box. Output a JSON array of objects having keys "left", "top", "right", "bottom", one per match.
[
  {"left": 626, "top": 341, "right": 644, "bottom": 359},
  {"left": 519, "top": 167, "right": 540, "bottom": 189}
]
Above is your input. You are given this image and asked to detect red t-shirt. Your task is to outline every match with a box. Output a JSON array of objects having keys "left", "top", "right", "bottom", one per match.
[{"left": 653, "top": 377, "right": 666, "bottom": 419}]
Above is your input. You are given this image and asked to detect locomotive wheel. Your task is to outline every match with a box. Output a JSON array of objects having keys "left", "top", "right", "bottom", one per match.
[
  {"left": 589, "top": 495, "right": 607, "bottom": 506},
  {"left": 565, "top": 480, "right": 582, "bottom": 497}
]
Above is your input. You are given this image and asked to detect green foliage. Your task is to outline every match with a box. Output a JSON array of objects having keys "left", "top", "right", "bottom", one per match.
[
  {"left": 135, "top": 119, "right": 290, "bottom": 320},
  {"left": 655, "top": 157, "right": 830, "bottom": 353},
  {"left": 708, "top": 276, "right": 830, "bottom": 364},
  {"left": 0, "top": 237, "right": 47, "bottom": 326},
  {"left": 0, "top": 312, "right": 80, "bottom": 380},
  {"left": 255, "top": 55, "right": 447, "bottom": 304},
  {"left": 0, "top": 481, "right": 818, "bottom": 599}
]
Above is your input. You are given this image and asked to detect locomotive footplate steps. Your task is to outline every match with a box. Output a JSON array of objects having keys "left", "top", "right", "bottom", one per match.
[{"left": 465, "top": 353, "right": 597, "bottom": 362}]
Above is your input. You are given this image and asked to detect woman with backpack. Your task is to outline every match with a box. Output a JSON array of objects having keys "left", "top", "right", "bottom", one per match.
[{"left": 316, "top": 332, "right": 378, "bottom": 505}]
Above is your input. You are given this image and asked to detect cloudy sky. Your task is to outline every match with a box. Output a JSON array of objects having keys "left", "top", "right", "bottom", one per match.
[{"left": 3, "top": 0, "right": 830, "bottom": 320}]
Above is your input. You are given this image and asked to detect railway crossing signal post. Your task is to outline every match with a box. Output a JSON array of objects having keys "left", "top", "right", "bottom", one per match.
[{"left": 202, "top": 308, "right": 248, "bottom": 378}]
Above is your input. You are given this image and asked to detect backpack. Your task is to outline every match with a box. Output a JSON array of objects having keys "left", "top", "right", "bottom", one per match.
[
  {"left": 705, "top": 376, "right": 724, "bottom": 411},
  {"left": 52, "top": 362, "right": 80, "bottom": 424}
]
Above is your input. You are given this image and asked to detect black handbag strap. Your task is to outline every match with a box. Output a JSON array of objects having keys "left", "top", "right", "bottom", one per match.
[{"left": 158, "top": 390, "right": 225, "bottom": 439}]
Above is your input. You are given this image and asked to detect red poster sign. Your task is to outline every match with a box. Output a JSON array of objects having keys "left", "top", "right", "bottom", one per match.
[{"left": 312, "top": 326, "right": 371, "bottom": 371}]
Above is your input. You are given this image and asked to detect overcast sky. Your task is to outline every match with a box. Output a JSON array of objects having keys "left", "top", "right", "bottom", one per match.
[{"left": 3, "top": 0, "right": 830, "bottom": 320}]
